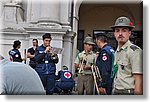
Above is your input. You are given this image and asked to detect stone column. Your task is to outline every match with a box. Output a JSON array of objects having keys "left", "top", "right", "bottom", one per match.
[
  {"left": 60, "top": 0, "right": 70, "bottom": 25},
  {"left": 26, "top": 0, "right": 41, "bottom": 23},
  {"left": 62, "top": 31, "right": 75, "bottom": 71},
  {"left": 71, "top": 0, "right": 81, "bottom": 73},
  {"left": 38, "top": 0, "right": 60, "bottom": 24}
]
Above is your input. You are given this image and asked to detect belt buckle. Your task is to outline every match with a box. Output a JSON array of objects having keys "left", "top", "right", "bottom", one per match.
[{"left": 127, "top": 90, "right": 130, "bottom": 93}]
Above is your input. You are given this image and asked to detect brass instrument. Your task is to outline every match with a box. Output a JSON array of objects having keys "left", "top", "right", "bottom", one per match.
[
  {"left": 46, "top": 46, "right": 58, "bottom": 60},
  {"left": 91, "top": 64, "right": 103, "bottom": 95},
  {"left": 78, "top": 57, "right": 87, "bottom": 74}
]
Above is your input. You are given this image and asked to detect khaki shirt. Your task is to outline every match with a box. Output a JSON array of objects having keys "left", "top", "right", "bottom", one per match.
[
  {"left": 114, "top": 40, "right": 143, "bottom": 89},
  {"left": 74, "top": 50, "right": 96, "bottom": 74}
]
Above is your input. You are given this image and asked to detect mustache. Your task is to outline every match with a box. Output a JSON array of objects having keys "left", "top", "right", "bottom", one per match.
[{"left": 118, "top": 35, "right": 124, "bottom": 38}]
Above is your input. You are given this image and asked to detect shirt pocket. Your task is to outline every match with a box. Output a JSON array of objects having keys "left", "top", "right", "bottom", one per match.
[{"left": 117, "top": 60, "right": 132, "bottom": 75}]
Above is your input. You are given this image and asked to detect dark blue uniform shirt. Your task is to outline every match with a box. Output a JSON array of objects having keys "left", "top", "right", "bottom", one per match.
[
  {"left": 34, "top": 45, "right": 59, "bottom": 74},
  {"left": 9, "top": 49, "right": 22, "bottom": 62},
  {"left": 96, "top": 44, "right": 114, "bottom": 89}
]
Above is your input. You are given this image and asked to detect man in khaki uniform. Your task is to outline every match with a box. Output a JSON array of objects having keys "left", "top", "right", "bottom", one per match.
[
  {"left": 110, "top": 16, "right": 143, "bottom": 95},
  {"left": 74, "top": 37, "right": 95, "bottom": 95}
]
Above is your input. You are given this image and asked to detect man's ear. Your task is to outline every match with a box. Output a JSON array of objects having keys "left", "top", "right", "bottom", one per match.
[{"left": 129, "top": 31, "right": 131, "bottom": 36}]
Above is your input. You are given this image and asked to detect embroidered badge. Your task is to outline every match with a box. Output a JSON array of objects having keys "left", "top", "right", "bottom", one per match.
[
  {"left": 39, "top": 51, "right": 44, "bottom": 53},
  {"left": 15, "top": 54, "right": 19, "bottom": 57},
  {"left": 102, "top": 55, "right": 107, "bottom": 61},
  {"left": 64, "top": 72, "right": 71, "bottom": 79}
]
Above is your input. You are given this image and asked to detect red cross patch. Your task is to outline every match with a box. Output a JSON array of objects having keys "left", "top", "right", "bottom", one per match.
[
  {"left": 10, "top": 56, "right": 13, "bottom": 61},
  {"left": 102, "top": 55, "right": 107, "bottom": 61},
  {"left": 64, "top": 72, "right": 71, "bottom": 79}
]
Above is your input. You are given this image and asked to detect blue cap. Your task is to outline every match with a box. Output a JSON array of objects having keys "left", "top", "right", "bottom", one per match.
[{"left": 63, "top": 66, "right": 68, "bottom": 70}]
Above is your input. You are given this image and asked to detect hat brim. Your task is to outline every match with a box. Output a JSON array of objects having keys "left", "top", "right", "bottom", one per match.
[{"left": 110, "top": 25, "right": 135, "bottom": 29}]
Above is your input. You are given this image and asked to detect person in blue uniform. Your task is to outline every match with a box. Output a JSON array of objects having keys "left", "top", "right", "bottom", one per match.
[
  {"left": 34, "top": 33, "right": 59, "bottom": 95},
  {"left": 9, "top": 40, "right": 25, "bottom": 62},
  {"left": 95, "top": 31, "right": 114, "bottom": 95},
  {"left": 54, "top": 66, "right": 75, "bottom": 94}
]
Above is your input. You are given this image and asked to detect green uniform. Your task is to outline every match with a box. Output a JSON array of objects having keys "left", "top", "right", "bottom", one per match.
[
  {"left": 74, "top": 50, "right": 95, "bottom": 95},
  {"left": 112, "top": 40, "right": 143, "bottom": 95}
]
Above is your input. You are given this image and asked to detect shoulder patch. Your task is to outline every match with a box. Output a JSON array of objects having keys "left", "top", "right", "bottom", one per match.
[
  {"left": 9, "top": 50, "right": 16, "bottom": 55},
  {"left": 64, "top": 72, "right": 71, "bottom": 79},
  {"left": 130, "top": 45, "right": 139, "bottom": 51},
  {"left": 110, "top": 49, "right": 115, "bottom": 53},
  {"left": 102, "top": 55, "right": 107, "bottom": 61}
]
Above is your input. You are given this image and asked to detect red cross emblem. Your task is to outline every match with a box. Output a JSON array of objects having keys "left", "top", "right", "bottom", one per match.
[
  {"left": 102, "top": 55, "right": 107, "bottom": 61},
  {"left": 10, "top": 56, "right": 13, "bottom": 61},
  {"left": 64, "top": 72, "right": 71, "bottom": 79}
]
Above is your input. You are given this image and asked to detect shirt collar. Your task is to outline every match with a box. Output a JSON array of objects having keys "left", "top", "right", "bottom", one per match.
[
  {"left": 83, "top": 50, "right": 93, "bottom": 55},
  {"left": 102, "top": 44, "right": 108, "bottom": 49},
  {"left": 117, "top": 40, "right": 131, "bottom": 52}
]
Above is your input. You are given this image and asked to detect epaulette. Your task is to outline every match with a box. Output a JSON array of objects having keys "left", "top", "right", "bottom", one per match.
[{"left": 130, "top": 45, "right": 139, "bottom": 51}]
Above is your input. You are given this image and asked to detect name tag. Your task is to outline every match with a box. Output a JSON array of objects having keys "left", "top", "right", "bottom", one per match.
[
  {"left": 45, "top": 61, "right": 48, "bottom": 63},
  {"left": 39, "top": 51, "right": 44, "bottom": 53}
]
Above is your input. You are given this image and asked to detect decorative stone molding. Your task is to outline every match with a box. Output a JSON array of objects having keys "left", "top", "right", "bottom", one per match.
[{"left": 37, "top": 22, "right": 62, "bottom": 29}]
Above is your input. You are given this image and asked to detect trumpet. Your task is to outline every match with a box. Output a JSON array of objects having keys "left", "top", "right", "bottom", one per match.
[{"left": 46, "top": 46, "right": 58, "bottom": 60}]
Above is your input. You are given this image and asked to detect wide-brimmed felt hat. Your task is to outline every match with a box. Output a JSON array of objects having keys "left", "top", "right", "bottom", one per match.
[
  {"left": 84, "top": 37, "right": 95, "bottom": 45},
  {"left": 110, "top": 16, "right": 135, "bottom": 30}
]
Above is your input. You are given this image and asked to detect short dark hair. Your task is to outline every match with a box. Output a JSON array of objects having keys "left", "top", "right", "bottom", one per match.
[
  {"left": 32, "top": 39, "right": 38, "bottom": 43},
  {"left": 96, "top": 36, "right": 107, "bottom": 43},
  {"left": 42, "top": 33, "right": 52, "bottom": 40},
  {"left": 13, "top": 40, "right": 21, "bottom": 49},
  {"left": 95, "top": 32, "right": 108, "bottom": 43}
]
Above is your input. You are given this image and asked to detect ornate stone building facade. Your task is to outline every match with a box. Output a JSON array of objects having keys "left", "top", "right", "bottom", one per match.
[
  {"left": 0, "top": 0, "right": 78, "bottom": 73},
  {"left": 0, "top": 0, "right": 142, "bottom": 73}
]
